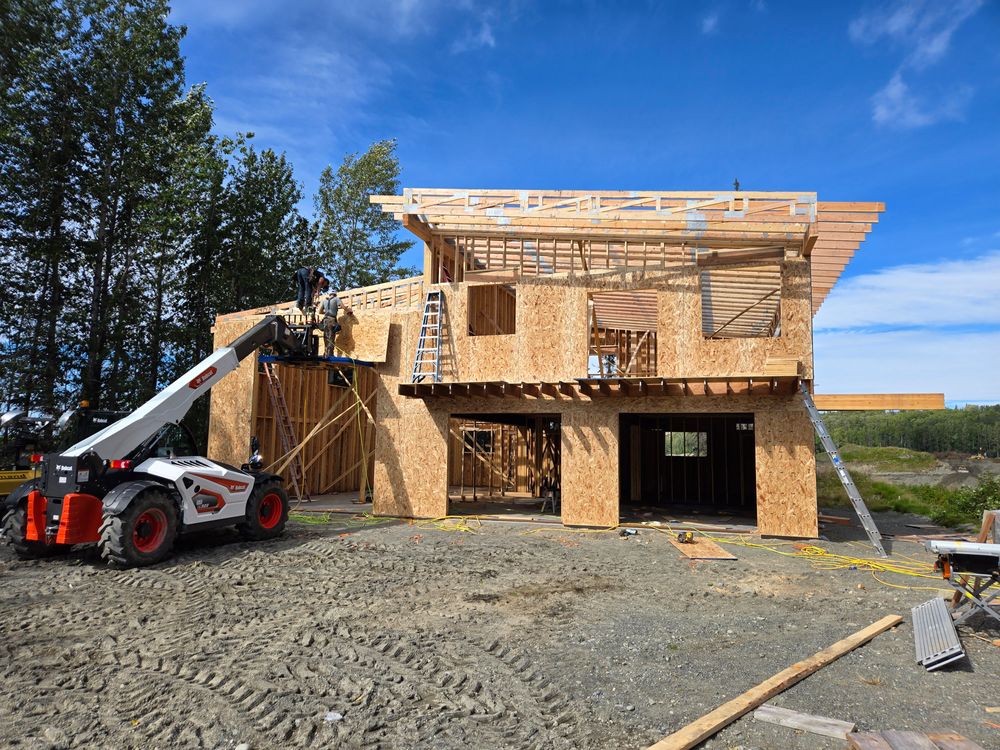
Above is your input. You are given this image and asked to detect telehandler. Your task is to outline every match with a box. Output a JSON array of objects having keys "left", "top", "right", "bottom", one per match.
[{"left": 1, "top": 315, "right": 314, "bottom": 568}]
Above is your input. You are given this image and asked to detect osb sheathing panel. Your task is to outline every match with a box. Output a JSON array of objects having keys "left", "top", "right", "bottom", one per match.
[
  {"left": 754, "top": 404, "right": 818, "bottom": 537},
  {"left": 433, "top": 261, "right": 811, "bottom": 385},
  {"left": 328, "top": 309, "right": 392, "bottom": 362},
  {"left": 374, "top": 306, "right": 817, "bottom": 535},
  {"left": 372, "top": 310, "right": 449, "bottom": 518},
  {"left": 206, "top": 319, "right": 259, "bottom": 467},
  {"left": 658, "top": 259, "right": 814, "bottom": 379},
  {"left": 438, "top": 282, "right": 589, "bottom": 382}
]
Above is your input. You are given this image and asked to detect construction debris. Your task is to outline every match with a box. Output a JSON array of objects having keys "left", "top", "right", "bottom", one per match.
[
  {"left": 848, "top": 730, "right": 986, "bottom": 749},
  {"left": 645, "top": 614, "right": 902, "bottom": 750},
  {"left": 752, "top": 703, "right": 855, "bottom": 740}
]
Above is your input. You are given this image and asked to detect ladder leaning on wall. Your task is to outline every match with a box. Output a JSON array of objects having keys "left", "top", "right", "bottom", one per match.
[
  {"left": 799, "top": 381, "right": 887, "bottom": 558},
  {"left": 412, "top": 290, "right": 444, "bottom": 383},
  {"left": 262, "top": 361, "right": 307, "bottom": 502}
]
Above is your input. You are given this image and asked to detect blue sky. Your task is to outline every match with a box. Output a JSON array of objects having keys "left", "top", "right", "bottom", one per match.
[{"left": 169, "top": 0, "right": 1000, "bottom": 402}]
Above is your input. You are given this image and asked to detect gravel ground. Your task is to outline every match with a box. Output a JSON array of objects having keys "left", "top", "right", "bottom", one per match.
[{"left": 0, "top": 511, "right": 997, "bottom": 750}]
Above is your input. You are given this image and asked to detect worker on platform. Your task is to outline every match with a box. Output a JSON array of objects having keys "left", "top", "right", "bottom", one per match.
[
  {"left": 317, "top": 290, "right": 352, "bottom": 355},
  {"left": 294, "top": 267, "right": 328, "bottom": 314}
]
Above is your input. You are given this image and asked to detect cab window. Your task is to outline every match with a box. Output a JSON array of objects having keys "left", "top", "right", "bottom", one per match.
[{"left": 151, "top": 424, "right": 198, "bottom": 459}]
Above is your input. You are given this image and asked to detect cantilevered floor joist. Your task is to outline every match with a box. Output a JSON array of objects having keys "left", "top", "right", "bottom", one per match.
[{"left": 399, "top": 375, "right": 801, "bottom": 400}]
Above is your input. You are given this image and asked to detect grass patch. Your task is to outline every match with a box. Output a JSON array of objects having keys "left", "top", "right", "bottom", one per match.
[
  {"left": 837, "top": 444, "right": 938, "bottom": 472},
  {"left": 818, "top": 468, "right": 999, "bottom": 528}
]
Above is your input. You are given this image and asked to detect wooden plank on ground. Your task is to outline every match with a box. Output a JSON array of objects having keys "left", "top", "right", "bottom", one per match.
[
  {"left": 849, "top": 734, "right": 894, "bottom": 750},
  {"left": 881, "top": 730, "right": 941, "bottom": 750},
  {"left": 668, "top": 535, "right": 737, "bottom": 560},
  {"left": 645, "top": 614, "right": 903, "bottom": 750},
  {"left": 819, "top": 513, "right": 853, "bottom": 526},
  {"left": 926, "top": 731, "right": 988, "bottom": 749},
  {"left": 752, "top": 703, "right": 855, "bottom": 739}
]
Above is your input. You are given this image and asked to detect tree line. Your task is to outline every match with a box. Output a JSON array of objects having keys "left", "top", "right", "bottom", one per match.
[
  {"left": 824, "top": 405, "right": 1000, "bottom": 457},
  {"left": 0, "top": 0, "right": 414, "bottom": 442}
]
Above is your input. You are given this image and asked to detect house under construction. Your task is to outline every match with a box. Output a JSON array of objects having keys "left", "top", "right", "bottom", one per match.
[{"left": 207, "top": 189, "right": 944, "bottom": 537}]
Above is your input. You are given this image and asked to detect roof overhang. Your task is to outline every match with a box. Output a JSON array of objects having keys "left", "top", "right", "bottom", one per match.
[{"left": 373, "top": 189, "right": 883, "bottom": 317}]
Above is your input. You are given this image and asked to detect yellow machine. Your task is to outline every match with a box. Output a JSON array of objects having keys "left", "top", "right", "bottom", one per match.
[
  {"left": 0, "top": 469, "right": 39, "bottom": 498},
  {"left": 0, "top": 405, "right": 124, "bottom": 498}
]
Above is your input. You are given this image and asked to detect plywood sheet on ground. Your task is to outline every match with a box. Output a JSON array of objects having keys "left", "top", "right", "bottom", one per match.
[{"left": 668, "top": 535, "right": 737, "bottom": 560}]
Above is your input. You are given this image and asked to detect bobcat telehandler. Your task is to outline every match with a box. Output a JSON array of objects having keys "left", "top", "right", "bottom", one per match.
[{"left": 1, "top": 315, "right": 314, "bottom": 568}]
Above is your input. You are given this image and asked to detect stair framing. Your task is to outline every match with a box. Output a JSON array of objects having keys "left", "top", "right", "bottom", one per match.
[
  {"left": 262, "top": 361, "right": 307, "bottom": 502},
  {"left": 412, "top": 290, "right": 444, "bottom": 383},
  {"left": 800, "top": 382, "right": 887, "bottom": 557}
]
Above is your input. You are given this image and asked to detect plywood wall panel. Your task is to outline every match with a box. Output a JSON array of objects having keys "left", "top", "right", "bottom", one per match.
[
  {"left": 561, "top": 406, "right": 619, "bottom": 526},
  {"left": 207, "top": 319, "right": 259, "bottom": 467},
  {"left": 372, "top": 310, "right": 449, "bottom": 518},
  {"left": 331, "top": 309, "right": 392, "bottom": 362},
  {"left": 658, "top": 260, "right": 813, "bottom": 379},
  {"left": 754, "top": 400, "right": 818, "bottom": 537}
]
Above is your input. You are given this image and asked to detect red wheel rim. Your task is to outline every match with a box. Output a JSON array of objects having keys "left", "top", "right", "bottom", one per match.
[
  {"left": 133, "top": 508, "right": 168, "bottom": 553},
  {"left": 258, "top": 493, "right": 282, "bottom": 529}
]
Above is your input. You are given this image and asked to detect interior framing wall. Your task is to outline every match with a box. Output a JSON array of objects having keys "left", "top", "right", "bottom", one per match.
[{"left": 253, "top": 365, "right": 377, "bottom": 495}]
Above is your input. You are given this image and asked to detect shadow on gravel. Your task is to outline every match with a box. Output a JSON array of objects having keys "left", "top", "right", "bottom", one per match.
[{"left": 8, "top": 515, "right": 403, "bottom": 571}]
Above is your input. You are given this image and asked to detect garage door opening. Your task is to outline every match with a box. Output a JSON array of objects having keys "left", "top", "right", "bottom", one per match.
[
  {"left": 448, "top": 413, "right": 561, "bottom": 518},
  {"left": 619, "top": 413, "right": 755, "bottom": 518}
]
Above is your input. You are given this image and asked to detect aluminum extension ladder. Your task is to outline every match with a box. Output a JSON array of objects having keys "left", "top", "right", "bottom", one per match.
[
  {"left": 262, "top": 361, "right": 307, "bottom": 502},
  {"left": 411, "top": 290, "right": 443, "bottom": 383},
  {"left": 799, "top": 382, "right": 887, "bottom": 557}
]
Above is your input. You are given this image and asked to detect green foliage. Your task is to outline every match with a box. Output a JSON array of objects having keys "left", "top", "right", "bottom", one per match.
[
  {"left": 817, "top": 468, "right": 999, "bottom": 528},
  {"left": 837, "top": 443, "right": 938, "bottom": 472},
  {"left": 0, "top": 1, "right": 415, "bottom": 449},
  {"left": 824, "top": 405, "right": 1000, "bottom": 457},
  {"left": 313, "top": 139, "right": 416, "bottom": 290}
]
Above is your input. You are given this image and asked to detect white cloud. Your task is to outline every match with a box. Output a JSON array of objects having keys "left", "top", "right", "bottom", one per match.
[
  {"left": 849, "top": 0, "right": 982, "bottom": 128},
  {"left": 814, "top": 250, "right": 1000, "bottom": 331},
  {"left": 871, "top": 72, "right": 972, "bottom": 129},
  {"left": 451, "top": 13, "right": 498, "bottom": 54},
  {"left": 814, "top": 329, "right": 1000, "bottom": 402},
  {"left": 813, "top": 251, "right": 1000, "bottom": 401},
  {"left": 700, "top": 12, "right": 720, "bottom": 34},
  {"left": 849, "top": 0, "right": 983, "bottom": 71}
]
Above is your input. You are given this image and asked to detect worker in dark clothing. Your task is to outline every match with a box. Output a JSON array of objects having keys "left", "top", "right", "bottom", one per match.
[
  {"left": 318, "top": 291, "right": 352, "bottom": 355},
  {"left": 294, "top": 267, "right": 328, "bottom": 313}
]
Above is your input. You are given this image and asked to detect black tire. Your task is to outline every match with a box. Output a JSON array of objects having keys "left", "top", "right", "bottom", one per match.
[
  {"left": 238, "top": 481, "right": 289, "bottom": 540},
  {"left": 98, "top": 489, "right": 178, "bottom": 568},
  {"left": 1, "top": 503, "right": 65, "bottom": 559}
]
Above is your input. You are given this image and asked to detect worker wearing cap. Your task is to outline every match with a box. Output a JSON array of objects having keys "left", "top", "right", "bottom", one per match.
[{"left": 317, "top": 291, "right": 352, "bottom": 355}]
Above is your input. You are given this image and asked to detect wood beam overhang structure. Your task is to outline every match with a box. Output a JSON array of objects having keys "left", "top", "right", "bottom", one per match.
[
  {"left": 371, "top": 189, "right": 884, "bottom": 323},
  {"left": 812, "top": 393, "right": 946, "bottom": 411},
  {"left": 398, "top": 375, "right": 801, "bottom": 400}
]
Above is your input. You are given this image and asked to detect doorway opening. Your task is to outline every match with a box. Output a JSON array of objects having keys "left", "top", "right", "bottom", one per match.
[
  {"left": 447, "top": 413, "right": 561, "bottom": 518},
  {"left": 619, "top": 413, "right": 756, "bottom": 519}
]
